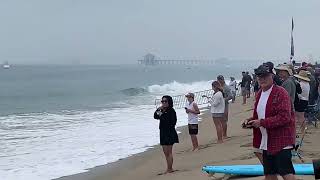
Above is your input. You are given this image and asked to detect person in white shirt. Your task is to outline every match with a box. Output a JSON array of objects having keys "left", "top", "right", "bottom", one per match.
[
  {"left": 185, "top": 92, "right": 200, "bottom": 151},
  {"left": 294, "top": 70, "right": 310, "bottom": 134},
  {"left": 243, "top": 64, "right": 296, "bottom": 180},
  {"left": 229, "top": 77, "right": 237, "bottom": 103},
  {"left": 203, "top": 81, "right": 225, "bottom": 144}
]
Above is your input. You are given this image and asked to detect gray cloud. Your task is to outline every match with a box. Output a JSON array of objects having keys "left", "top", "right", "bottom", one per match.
[{"left": 0, "top": 0, "right": 319, "bottom": 64}]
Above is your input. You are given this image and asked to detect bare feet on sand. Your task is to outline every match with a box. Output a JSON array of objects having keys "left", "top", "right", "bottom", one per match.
[
  {"left": 217, "top": 140, "right": 223, "bottom": 144},
  {"left": 192, "top": 148, "right": 199, "bottom": 152},
  {"left": 158, "top": 169, "right": 176, "bottom": 175}
]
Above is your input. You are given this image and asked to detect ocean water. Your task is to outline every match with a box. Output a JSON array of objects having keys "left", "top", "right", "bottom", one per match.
[{"left": 0, "top": 63, "right": 258, "bottom": 180}]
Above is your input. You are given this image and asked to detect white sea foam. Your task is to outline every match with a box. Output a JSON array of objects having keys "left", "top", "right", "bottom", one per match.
[
  {"left": 148, "top": 80, "right": 212, "bottom": 95},
  {"left": 0, "top": 80, "right": 213, "bottom": 180}
]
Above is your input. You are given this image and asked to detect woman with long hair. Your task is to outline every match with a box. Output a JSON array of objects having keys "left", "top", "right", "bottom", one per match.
[
  {"left": 204, "top": 81, "right": 225, "bottom": 143},
  {"left": 154, "top": 95, "right": 179, "bottom": 174}
]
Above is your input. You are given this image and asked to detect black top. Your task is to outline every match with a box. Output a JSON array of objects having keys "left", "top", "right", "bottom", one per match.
[
  {"left": 273, "top": 74, "right": 283, "bottom": 86},
  {"left": 154, "top": 108, "right": 177, "bottom": 129},
  {"left": 241, "top": 75, "right": 252, "bottom": 87},
  {"left": 309, "top": 75, "right": 319, "bottom": 105}
]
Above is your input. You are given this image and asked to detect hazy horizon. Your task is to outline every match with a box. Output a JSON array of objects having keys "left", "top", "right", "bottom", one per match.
[{"left": 1, "top": 0, "right": 320, "bottom": 65}]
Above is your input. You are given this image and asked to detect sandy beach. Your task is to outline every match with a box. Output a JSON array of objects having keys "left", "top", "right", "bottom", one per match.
[{"left": 57, "top": 98, "right": 319, "bottom": 180}]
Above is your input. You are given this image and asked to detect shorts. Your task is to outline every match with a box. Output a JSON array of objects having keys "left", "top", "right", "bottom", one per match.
[
  {"left": 241, "top": 87, "right": 247, "bottom": 96},
  {"left": 295, "top": 100, "right": 308, "bottom": 112},
  {"left": 263, "top": 149, "right": 295, "bottom": 176},
  {"left": 188, "top": 124, "right": 198, "bottom": 135},
  {"left": 212, "top": 113, "right": 224, "bottom": 118}
]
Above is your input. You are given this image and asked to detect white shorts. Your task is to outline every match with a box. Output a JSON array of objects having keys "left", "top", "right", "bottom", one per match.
[{"left": 253, "top": 147, "right": 263, "bottom": 154}]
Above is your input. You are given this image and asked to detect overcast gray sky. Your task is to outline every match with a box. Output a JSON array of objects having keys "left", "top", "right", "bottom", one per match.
[{"left": 0, "top": 0, "right": 319, "bottom": 64}]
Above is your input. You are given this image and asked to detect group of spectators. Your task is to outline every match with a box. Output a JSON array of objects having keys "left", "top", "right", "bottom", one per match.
[
  {"left": 243, "top": 61, "right": 320, "bottom": 180},
  {"left": 153, "top": 61, "right": 320, "bottom": 178}
]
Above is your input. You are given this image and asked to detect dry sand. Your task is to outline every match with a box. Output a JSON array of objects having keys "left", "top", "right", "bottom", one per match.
[{"left": 57, "top": 98, "right": 319, "bottom": 180}]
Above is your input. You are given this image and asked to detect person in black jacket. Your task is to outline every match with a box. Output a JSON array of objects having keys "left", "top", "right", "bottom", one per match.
[{"left": 154, "top": 95, "right": 179, "bottom": 174}]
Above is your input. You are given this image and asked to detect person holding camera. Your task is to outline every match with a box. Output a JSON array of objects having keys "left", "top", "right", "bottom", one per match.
[
  {"left": 154, "top": 95, "right": 179, "bottom": 174},
  {"left": 243, "top": 64, "right": 296, "bottom": 180}
]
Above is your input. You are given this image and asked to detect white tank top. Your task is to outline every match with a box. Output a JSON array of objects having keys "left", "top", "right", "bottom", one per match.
[{"left": 185, "top": 101, "right": 199, "bottom": 124}]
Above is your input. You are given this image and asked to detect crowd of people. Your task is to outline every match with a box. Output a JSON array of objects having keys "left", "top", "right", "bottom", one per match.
[{"left": 153, "top": 61, "right": 320, "bottom": 178}]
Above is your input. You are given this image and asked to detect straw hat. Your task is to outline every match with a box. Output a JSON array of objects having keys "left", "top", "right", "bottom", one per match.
[
  {"left": 274, "top": 64, "right": 293, "bottom": 76},
  {"left": 294, "top": 70, "right": 310, "bottom": 82}
]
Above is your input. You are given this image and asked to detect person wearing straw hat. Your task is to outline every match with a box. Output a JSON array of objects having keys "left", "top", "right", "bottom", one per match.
[
  {"left": 185, "top": 92, "right": 200, "bottom": 151},
  {"left": 275, "top": 64, "right": 296, "bottom": 104},
  {"left": 294, "top": 70, "right": 310, "bottom": 133}
]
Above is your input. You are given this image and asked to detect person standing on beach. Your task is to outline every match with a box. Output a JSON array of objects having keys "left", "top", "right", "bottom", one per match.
[
  {"left": 293, "top": 70, "right": 310, "bottom": 134},
  {"left": 252, "top": 74, "right": 260, "bottom": 97},
  {"left": 274, "top": 64, "right": 296, "bottom": 104},
  {"left": 240, "top": 72, "right": 249, "bottom": 104},
  {"left": 246, "top": 72, "right": 252, "bottom": 98},
  {"left": 229, "top": 77, "right": 237, "bottom": 103},
  {"left": 203, "top": 81, "right": 225, "bottom": 143},
  {"left": 154, "top": 96, "right": 179, "bottom": 174},
  {"left": 185, "top": 93, "right": 200, "bottom": 151},
  {"left": 244, "top": 64, "right": 296, "bottom": 180},
  {"left": 217, "top": 75, "right": 232, "bottom": 139}
]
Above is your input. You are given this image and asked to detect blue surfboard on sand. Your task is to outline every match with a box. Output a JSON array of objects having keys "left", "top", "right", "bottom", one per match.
[{"left": 202, "top": 164, "right": 314, "bottom": 176}]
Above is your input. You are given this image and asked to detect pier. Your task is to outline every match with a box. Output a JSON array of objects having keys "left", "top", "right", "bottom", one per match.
[{"left": 138, "top": 53, "right": 217, "bottom": 66}]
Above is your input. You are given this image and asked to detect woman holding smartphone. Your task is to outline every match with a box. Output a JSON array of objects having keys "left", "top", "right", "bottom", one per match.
[
  {"left": 185, "top": 92, "right": 200, "bottom": 151},
  {"left": 154, "top": 95, "right": 179, "bottom": 174},
  {"left": 203, "top": 81, "right": 225, "bottom": 143}
]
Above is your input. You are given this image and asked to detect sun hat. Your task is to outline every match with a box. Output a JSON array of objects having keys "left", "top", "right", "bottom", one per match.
[
  {"left": 294, "top": 70, "right": 310, "bottom": 82},
  {"left": 274, "top": 64, "right": 293, "bottom": 76}
]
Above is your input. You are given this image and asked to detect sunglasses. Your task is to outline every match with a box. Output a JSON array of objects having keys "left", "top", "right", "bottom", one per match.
[{"left": 161, "top": 100, "right": 168, "bottom": 103}]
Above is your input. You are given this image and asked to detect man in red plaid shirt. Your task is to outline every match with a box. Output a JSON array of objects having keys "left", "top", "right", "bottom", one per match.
[{"left": 244, "top": 64, "right": 296, "bottom": 180}]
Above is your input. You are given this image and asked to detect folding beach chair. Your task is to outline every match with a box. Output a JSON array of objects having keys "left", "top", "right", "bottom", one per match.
[
  {"left": 305, "top": 104, "right": 319, "bottom": 127},
  {"left": 292, "top": 126, "right": 307, "bottom": 163}
]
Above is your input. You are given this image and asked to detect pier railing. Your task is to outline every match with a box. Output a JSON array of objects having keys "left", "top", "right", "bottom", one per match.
[
  {"left": 155, "top": 89, "right": 214, "bottom": 109},
  {"left": 154, "top": 85, "right": 243, "bottom": 109}
]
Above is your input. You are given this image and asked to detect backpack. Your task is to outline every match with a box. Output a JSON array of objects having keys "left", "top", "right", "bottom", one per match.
[
  {"left": 294, "top": 81, "right": 302, "bottom": 109},
  {"left": 295, "top": 81, "right": 302, "bottom": 94}
]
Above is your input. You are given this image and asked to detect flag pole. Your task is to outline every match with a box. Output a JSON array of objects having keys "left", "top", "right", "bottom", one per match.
[{"left": 290, "top": 17, "right": 294, "bottom": 64}]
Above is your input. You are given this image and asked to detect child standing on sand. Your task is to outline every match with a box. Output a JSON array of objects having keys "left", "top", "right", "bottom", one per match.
[{"left": 185, "top": 93, "right": 200, "bottom": 151}]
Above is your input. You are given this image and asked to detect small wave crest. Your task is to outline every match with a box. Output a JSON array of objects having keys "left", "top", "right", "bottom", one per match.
[
  {"left": 147, "top": 80, "right": 212, "bottom": 95},
  {"left": 120, "top": 87, "right": 148, "bottom": 96}
]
